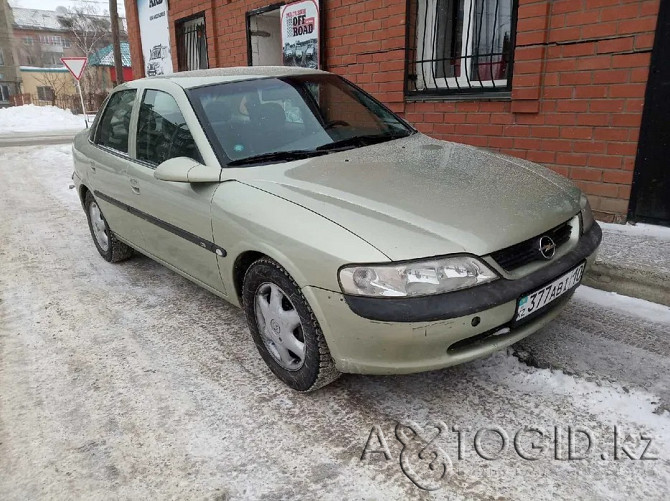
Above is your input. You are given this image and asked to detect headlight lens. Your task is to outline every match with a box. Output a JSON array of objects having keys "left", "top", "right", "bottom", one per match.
[
  {"left": 339, "top": 256, "right": 499, "bottom": 297},
  {"left": 580, "top": 193, "right": 595, "bottom": 233}
]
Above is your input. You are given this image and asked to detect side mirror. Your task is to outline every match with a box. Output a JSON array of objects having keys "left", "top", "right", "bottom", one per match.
[{"left": 154, "top": 157, "right": 221, "bottom": 183}]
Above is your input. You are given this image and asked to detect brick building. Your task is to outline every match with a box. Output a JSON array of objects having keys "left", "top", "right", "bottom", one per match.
[{"left": 124, "top": 0, "right": 669, "bottom": 225}]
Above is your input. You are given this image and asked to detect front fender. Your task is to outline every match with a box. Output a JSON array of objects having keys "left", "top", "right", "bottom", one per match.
[{"left": 211, "top": 181, "right": 389, "bottom": 306}]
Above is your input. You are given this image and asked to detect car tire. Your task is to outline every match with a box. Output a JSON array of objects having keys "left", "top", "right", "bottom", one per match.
[
  {"left": 84, "top": 191, "right": 133, "bottom": 263},
  {"left": 242, "top": 257, "right": 340, "bottom": 391}
]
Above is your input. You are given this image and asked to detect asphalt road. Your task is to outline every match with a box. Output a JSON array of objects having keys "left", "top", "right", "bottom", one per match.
[
  {"left": 0, "top": 130, "right": 81, "bottom": 148},
  {"left": 1, "top": 145, "right": 669, "bottom": 500}
]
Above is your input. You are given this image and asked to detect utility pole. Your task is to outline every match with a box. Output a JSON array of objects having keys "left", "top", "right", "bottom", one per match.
[{"left": 109, "top": 0, "right": 124, "bottom": 84}]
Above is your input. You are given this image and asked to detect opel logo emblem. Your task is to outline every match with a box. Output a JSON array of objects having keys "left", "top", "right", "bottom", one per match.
[{"left": 538, "top": 236, "right": 556, "bottom": 260}]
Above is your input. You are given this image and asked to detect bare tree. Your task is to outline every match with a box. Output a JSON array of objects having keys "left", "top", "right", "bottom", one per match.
[
  {"left": 56, "top": 4, "right": 112, "bottom": 59},
  {"left": 56, "top": 3, "right": 113, "bottom": 97},
  {"left": 32, "top": 70, "right": 72, "bottom": 106}
]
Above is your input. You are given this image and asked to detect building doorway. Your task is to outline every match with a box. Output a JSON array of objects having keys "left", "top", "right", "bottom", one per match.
[
  {"left": 629, "top": 1, "right": 670, "bottom": 226},
  {"left": 246, "top": 5, "right": 283, "bottom": 66}
]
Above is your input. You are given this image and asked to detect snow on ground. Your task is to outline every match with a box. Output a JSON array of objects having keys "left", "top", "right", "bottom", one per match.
[
  {"left": 0, "top": 104, "right": 86, "bottom": 133},
  {"left": 575, "top": 285, "right": 670, "bottom": 324},
  {"left": 1, "top": 145, "right": 669, "bottom": 499},
  {"left": 600, "top": 221, "right": 670, "bottom": 241}
]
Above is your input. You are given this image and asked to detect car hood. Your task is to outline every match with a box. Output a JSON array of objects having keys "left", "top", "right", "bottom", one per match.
[{"left": 230, "top": 134, "right": 581, "bottom": 261}]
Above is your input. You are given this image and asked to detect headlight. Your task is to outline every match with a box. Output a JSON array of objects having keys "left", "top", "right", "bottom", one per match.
[
  {"left": 580, "top": 193, "right": 595, "bottom": 233},
  {"left": 339, "top": 256, "right": 499, "bottom": 297}
]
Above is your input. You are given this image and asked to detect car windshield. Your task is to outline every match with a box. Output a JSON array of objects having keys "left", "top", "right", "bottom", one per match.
[{"left": 188, "top": 74, "right": 414, "bottom": 165}]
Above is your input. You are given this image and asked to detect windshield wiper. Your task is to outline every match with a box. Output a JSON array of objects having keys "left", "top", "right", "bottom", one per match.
[
  {"left": 227, "top": 149, "right": 328, "bottom": 166},
  {"left": 316, "top": 132, "right": 412, "bottom": 152}
]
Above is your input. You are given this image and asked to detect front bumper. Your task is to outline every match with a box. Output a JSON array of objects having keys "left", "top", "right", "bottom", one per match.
[
  {"left": 343, "top": 222, "right": 602, "bottom": 322},
  {"left": 303, "top": 223, "right": 602, "bottom": 375}
]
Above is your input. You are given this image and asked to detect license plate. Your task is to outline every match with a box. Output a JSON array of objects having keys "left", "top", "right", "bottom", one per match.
[{"left": 516, "top": 263, "right": 585, "bottom": 321}]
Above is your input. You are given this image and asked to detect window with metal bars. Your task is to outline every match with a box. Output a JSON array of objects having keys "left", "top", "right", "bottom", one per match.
[
  {"left": 406, "top": 0, "right": 517, "bottom": 97},
  {"left": 176, "top": 13, "right": 209, "bottom": 72}
]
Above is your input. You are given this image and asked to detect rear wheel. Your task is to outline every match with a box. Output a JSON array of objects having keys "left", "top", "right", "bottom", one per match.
[
  {"left": 242, "top": 258, "right": 340, "bottom": 391},
  {"left": 84, "top": 191, "right": 133, "bottom": 263}
]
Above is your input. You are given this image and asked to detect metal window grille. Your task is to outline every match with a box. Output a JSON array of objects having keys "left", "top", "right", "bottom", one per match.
[
  {"left": 176, "top": 15, "right": 209, "bottom": 72},
  {"left": 406, "top": 0, "right": 517, "bottom": 96}
]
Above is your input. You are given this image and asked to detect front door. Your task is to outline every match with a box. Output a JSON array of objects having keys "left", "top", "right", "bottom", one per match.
[
  {"left": 630, "top": 1, "right": 670, "bottom": 226},
  {"left": 129, "top": 88, "right": 225, "bottom": 294}
]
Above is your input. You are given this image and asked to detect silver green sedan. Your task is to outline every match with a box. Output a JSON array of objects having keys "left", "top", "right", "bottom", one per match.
[{"left": 72, "top": 67, "right": 602, "bottom": 391}]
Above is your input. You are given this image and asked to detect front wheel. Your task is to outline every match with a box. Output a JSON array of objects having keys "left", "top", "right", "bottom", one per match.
[
  {"left": 242, "top": 258, "right": 340, "bottom": 391},
  {"left": 84, "top": 191, "right": 133, "bottom": 263}
]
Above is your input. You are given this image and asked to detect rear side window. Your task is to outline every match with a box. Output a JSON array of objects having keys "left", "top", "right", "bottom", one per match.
[
  {"left": 136, "top": 89, "right": 199, "bottom": 166},
  {"left": 94, "top": 89, "right": 136, "bottom": 154}
]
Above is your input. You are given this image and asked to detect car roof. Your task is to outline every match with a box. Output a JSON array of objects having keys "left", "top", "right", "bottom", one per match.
[{"left": 138, "top": 66, "right": 328, "bottom": 89}]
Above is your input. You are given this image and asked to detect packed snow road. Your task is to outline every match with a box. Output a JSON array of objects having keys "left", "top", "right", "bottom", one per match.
[{"left": 1, "top": 145, "right": 669, "bottom": 500}]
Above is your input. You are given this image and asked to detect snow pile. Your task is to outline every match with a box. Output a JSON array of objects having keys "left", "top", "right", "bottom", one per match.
[{"left": 0, "top": 104, "right": 86, "bottom": 134}]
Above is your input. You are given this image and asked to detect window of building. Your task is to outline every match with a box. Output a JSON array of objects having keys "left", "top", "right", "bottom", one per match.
[
  {"left": 0, "top": 84, "right": 10, "bottom": 102},
  {"left": 407, "top": 0, "right": 516, "bottom": 96},
  {"left": 175, "top": 13, "right": 209, "bottom": 71},
  {"left": 42, "top": 52, "right": 60, "bottom": 67},
  {"left": 136, "top": 89, "right": 199, "bottom": 165},
  {"left": 37, "top": 86, "right": 55, "bottom": 101},
  {"left": 63, "top": 38, "right": 71, "bottom": 48},
  {"left": 23, "top": 37, "right": 33, "bottom": 45},
  {"left": 0, "top": 48, "right": 4, "bottom": 66},
  {"left": 94, "top": 90, "right": 137, "bottom": 154}
]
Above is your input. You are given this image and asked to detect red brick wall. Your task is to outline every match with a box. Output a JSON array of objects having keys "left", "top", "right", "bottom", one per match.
[
  {"left": 125, "top": 0, "right": 660, "bottom": 221},
  {"left": 402, "top": 0, "right": 659, "bottom": 221}
]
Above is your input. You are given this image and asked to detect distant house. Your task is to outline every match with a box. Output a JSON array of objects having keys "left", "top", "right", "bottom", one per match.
[
  {"left": 11, "top": 7, "right": 81, "bottom": 68},
  {"left": 89, "top": 41, "right": 133, "bottom": 85},
  {"left": 0, "top": 0, "right": 21, "bottom": 107}
]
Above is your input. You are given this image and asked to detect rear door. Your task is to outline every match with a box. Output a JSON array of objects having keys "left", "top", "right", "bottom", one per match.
[
  {"left": 126, "top": 87, "right": 226, "bottom": 293},
  {"left": 88, "top": 88, "right": 143, "bottom": 246}
]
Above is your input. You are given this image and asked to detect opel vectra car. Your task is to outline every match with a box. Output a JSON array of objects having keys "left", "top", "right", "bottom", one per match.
[{"left": 72, "top": 67, "right": 602, "bottom": 391}]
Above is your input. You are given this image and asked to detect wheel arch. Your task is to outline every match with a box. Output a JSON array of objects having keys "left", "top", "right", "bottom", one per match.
[
  {"left": 79, "top": 183, "right": 91, "bottom": 209},
  {"left": 232, "top": 250, "right": 267, "bottom": 305},
  {"left": 230, "top": 244, "right": 321, "bottom": 307}
]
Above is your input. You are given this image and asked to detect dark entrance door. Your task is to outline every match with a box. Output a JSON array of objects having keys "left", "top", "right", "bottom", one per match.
[{"left": 629, "top": 1, "right": 670, "bottom": 226}]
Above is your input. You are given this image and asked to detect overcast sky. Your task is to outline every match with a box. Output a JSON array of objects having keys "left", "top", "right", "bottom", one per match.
[{"left": 9, "top": 0, "right": 126, "bottom": 17}]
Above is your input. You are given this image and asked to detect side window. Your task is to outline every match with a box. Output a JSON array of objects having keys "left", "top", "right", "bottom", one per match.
[
  {"left": 95, "top": 89, "right": 136, "bottom": 154},
  {"left": 136, "top": 89, "right": 198, "bottom": 166}
]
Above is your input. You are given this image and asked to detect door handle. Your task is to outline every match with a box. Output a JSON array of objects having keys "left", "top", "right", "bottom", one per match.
[
  {"left": 129, "top": 178, "right": 140, "bottom": 194},
  {"left": 90, "top": 161, "right": 96, "bottom": 173}
]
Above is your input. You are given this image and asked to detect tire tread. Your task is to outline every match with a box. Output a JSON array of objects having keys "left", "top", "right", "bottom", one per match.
[{"left": 243, "top": 257, "right": 340, "bottom": 391}]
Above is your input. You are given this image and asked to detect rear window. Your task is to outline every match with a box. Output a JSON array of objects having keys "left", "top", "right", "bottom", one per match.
[{"left": 94, "top": 89, "right": 136, "bottom": 154}]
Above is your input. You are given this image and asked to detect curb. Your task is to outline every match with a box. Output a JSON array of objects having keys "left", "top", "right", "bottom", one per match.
[
  {"left": 583, "top": 263, "right": 670, "bottom": 307},
  {"left": 583, "top": 222, "right": 670, "bottom": 307}
]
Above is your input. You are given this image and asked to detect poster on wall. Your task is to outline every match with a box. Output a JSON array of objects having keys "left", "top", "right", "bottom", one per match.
[
  {"left": 280, "top": 0, "right": 319, "bottom": 69},
  {"left": 138, "top": 0, "right": 173, "bottom": 77}
]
